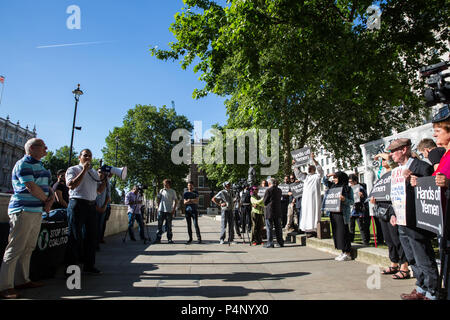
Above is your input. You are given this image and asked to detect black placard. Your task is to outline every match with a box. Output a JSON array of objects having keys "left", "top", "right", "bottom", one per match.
[
  {"left": 369, "top": 171, "right": 392, "bottom": 202},
  {"left": 258, "top": 187, "right": 268, "bottom": 198},
  {"left": 291, "top": 147, "right": 311, "bottom": 167},
  {"left": 289, "top": 182, "right": 304, "bottom": 199},
  {"left": 279, "top": 183, "right": 290, "bottom": 196},
  {"left": 323, "top": 187, "right": 342, "bottom": 212},
  {"left": 414, "top": 176, "right": 444, "bottom": 236}
]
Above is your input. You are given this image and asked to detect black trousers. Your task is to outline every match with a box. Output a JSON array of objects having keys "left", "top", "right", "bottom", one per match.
[
  {"left": 379, "top": 219, "right": 407, "bottom": 264},
  {"left": 330, "top": 212, "right": 351, "bottom": 253},
  {"left": 240, "top": 205, "right": 252, "bottom": 234},
  {"left": 66, "top": 198, "right": 98, "bottom": 268},
  {"left": 233, "top": 209, "right": 241, "bottom": 236},
  {"left": 185, "top": 210, "right": 201, "bottom": 241},
  {"left": 349, "top": 212, "right": 371, "bottom": 244}
]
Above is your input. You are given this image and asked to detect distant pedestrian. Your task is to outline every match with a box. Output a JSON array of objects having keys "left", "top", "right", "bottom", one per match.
[
  {"left": 52, "top": 169, "right": 69, "bottom": 210},
  {"left": 213, "top": 182, "right": 235, "bottom": 244},
  {"left": 125, "top": 186, "right": 146, "bottom": 242},
  {"left": 263, "top": 178, "right": 284, "bottom": 248},
  {"left": 183, "top": 181, "right": 202, "bottom": 244},
  {"left": 154, "top": 179, "right": 177, "bottom": 244},
  {"left": 95, "top": 170, "right": 111, "bottom": 249}
]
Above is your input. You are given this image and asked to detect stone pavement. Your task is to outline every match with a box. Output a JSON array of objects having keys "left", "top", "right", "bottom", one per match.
[{"left": 18, "top": 215, "right": 417, "bottom": 300}]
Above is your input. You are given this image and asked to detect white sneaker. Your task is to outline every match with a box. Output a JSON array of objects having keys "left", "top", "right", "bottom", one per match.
[
  {"left": 334, "top": 253, "right": 344, "bottom": 260},
  {"left": 219, "top": 240, "right": 225, "bottom": 245},
  {"left": 337, "top": 253, "right": 352, "bottom": 261}
]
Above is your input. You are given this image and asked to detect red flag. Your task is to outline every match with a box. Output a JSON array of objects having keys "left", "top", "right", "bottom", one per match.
[{"left": 0, "top": 76, "right": 4, "bottom": 84}]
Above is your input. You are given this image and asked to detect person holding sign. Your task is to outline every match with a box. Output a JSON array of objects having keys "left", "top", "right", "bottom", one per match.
[
  {"left": 348, "top": 174, "right": 370, "bottom": 245},
  {"left": 298, "top": 153, "right": 324, "bottom": 238},
  {"left": 388, "top": 138, "right": 438, "bottom": 300},
  {"left": 370, "top": 153, "right": 409, "bottom": 280},
  {"left": 323, "top": 172, "right": 354, "bottom": 261}
]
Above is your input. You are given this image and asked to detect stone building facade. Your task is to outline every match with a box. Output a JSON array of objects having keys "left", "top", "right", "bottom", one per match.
[{"left": 0, "top": 116, "right": 36, "bottom": 192}]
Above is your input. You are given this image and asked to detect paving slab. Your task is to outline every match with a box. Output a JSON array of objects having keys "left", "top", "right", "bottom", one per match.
[{"left": 16, "top": 215, "right": 417, "bottom": 300}]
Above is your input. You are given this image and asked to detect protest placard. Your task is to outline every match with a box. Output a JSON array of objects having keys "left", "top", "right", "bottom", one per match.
[
  {"left": 291, "top": 147, "right": 311, "bottom": 167},
  {"left": 278, "top": 183, "right": 290, "bottom": 196},
  {"left": 414, "top": 176, "right": 444, "bottom": 235},
  {"left": 289, "top": 182, "right": 304, "bottom": 199},
  {"left": 258, "top": 187, "right": 268, "bottom": 198},
  {"left": 390, "top": 166, "right": 407, "bottom": 226},
  {"left": 323, "top": 187, "right": 342, "bottom": 212},
  {"left": 369, "top": 171, "right": 392, "bottom": 201},
  {"left": 352, "top": 185, "right": 361, "bottom": 203}
]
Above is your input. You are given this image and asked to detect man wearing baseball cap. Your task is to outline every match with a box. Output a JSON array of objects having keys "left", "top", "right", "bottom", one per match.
[{"left": 387, "top": 138, "right": 439, "bottom": 300}]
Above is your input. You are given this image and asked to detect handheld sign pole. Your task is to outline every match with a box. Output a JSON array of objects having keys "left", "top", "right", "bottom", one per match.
[{"left": 371, "top": 216, "right": 377, "bottom": 248}]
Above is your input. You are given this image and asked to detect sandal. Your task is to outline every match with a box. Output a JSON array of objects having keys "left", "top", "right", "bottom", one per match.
[
  {"left": 382, "top": 266, "right": 399, "bottom": 275},
  {"left": 392, "top": 270, "right": 411, "bottom": 280}
]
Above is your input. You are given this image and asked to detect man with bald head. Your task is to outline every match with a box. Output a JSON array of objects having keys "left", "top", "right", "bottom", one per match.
[{"left": 0, "top": 138, "right": 54, "bottom": 299}]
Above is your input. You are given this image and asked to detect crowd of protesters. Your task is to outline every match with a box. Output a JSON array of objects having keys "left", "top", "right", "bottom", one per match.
[{"left": 1, "top": 110, "right": 450, "bottom": 300}]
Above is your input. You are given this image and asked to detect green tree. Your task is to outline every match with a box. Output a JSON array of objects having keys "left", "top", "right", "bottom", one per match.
[
  {"left": 102, "top": 104, "right": 193, "bottom": 198},
  {"left": 151, "top": 0, "right": 448, "bottom": 175}
]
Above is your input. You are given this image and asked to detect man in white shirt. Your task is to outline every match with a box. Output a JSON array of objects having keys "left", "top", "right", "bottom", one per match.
[
  {"left": 65, "top": 149, "right": 107, "bottom": 274},
  {"left": 154, "top": 179, "right": 177, "bottom": 244}
]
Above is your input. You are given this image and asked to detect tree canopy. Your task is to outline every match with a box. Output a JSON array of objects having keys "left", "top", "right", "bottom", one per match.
[
  {"left": 151, "top": 0, "right": 449, "bottom": 177},
  {"left": 101, "top": 105, "right": 193, "bottom": 196}
]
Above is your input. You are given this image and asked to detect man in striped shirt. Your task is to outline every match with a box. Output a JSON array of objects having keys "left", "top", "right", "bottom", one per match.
[{"left": 0, "top": 138, "right": 54, "bottom": 299}]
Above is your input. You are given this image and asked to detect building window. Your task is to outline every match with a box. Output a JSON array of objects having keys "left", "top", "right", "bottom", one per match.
[
  {"left": 321, "top": 159, "right": 324, "bottom": 166},
  {"left": 359, "top": 173, "right": 365, "bottom": 184},
  {"left": 199, "top": 195, "right": 205, "bottom": 208},
  {"left": 326, "top": 158, "right": 329, "bottom": 165},
  {"left": 198, "top": 176, "right": 205, "bottom": 188}
]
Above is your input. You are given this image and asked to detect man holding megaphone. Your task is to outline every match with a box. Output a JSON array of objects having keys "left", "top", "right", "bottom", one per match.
[{"left": 65, "top": 149, "right": 108, "bottom": 275}]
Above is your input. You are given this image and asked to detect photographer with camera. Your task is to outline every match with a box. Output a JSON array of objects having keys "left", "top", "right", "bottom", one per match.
[
  {"left": 213, "top": 182, "right": 235, "bottom": 245},
  {"left": 125, "top": 185, "right": 147, "bottom": 242},
  {"left": 240, "top": 184, "right": 252, "bottom": 239},
  {"left": 65, "top": 149, "right": 107, "bottom": 275}
]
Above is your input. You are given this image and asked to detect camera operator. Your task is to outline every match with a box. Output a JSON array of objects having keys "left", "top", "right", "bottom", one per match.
[
  {"left": 125, "top": 186, "right": 146, "bottom": 242},
  {"left": 213, "top": 182, "right": 235, "bottom": 245},
  {"left": 240, "top": 184, "right": 252, "bottom": 237},
  {"left": 65, "top": 149, "right": 107, "bottom": 274}
]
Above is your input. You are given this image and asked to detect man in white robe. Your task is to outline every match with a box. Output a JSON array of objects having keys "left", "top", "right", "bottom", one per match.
[{"left": 299, "top": 153, "right": 324, "bottom": 236}]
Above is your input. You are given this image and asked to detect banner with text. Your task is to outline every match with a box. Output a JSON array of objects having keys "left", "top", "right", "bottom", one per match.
[
  {"left": 291, "top": 147, "right": 311, "bottom": 167},
  {"left": 414, "top": 176, "right": 444, "bottom": 236},
  {"left": 323, "top": 187, "right": 342, "bottom": 212}
]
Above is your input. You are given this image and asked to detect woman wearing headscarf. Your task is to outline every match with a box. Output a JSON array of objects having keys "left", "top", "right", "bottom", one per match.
[{"left": 323, "top": 171, "right": 354, "bottom": 261}]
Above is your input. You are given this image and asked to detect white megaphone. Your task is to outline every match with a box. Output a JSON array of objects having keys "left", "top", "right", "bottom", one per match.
[{"left": 101, "top": 165, "right": 127, "bottom": 180}]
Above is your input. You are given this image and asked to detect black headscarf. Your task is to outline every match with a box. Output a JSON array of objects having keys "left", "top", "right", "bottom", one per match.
[{"left": 331, "top": 171, "right": 351, "bottom": 196}]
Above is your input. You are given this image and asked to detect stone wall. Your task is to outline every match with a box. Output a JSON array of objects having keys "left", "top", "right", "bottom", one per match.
[{"left": 0, "top": 193, "right": 129, "bottom": 237}]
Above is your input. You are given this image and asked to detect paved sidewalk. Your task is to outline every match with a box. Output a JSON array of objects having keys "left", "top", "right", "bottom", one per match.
[{"left": 18, "top": 215, "right": 416, "bottom": 300}]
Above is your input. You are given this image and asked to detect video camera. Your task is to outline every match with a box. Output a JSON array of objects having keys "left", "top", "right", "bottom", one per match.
[
  {"left": 420, "top": 61, "right": 450, "bottom": 107},
  {"left": 137, "top": 185, "right": 148, "bottom": 194}
]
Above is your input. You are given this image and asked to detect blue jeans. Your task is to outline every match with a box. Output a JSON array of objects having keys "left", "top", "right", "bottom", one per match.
[
  {"left": 398, "top": 225, "right": 439, "bottom": 299},
  {"left": 156, "top": 211, "right": 173, "bottom": 241},
  {"left": 128, "top": 213, "right": 145, "bottom": 240},
  {"left": 220, "top": 209, "right": 234, "bottom": 241},
  {"left": 265, "top": 216, "right": 283, "bottom": 246},
  {"left": 185, "top": 209, "right": 201, "bottom": 241}
]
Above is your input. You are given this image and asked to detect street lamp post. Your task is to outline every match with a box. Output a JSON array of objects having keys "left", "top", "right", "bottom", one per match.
[{"left": 68, "top": 84, "right": 83, "bottom": 168}]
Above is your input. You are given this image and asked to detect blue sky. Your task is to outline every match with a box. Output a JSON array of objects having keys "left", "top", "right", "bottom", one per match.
[{"left": 0, "top": 0, "right": 227, "bottom": 159}]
